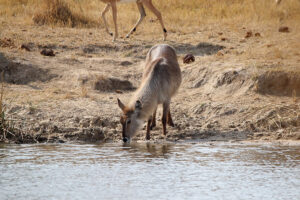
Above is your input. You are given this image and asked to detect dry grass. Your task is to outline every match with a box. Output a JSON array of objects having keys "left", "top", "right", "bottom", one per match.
[
  {"left": 0, "top": 72, "right": 16, "bottom": 142},
  {"left": 0, "top": 0, "right": 299, "bottom": 29},
  {"left": 32, "top": 0, "right": 98, "bottom": 27}
]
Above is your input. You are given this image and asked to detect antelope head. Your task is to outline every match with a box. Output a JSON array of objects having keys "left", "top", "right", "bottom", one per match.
[{"left": 117, "top": 98, "right": 143, "bottom": 142}]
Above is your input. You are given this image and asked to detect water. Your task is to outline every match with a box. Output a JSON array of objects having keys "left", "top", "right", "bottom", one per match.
[{"left": 1, "top": 142, "right": 300, "bottom": 200}]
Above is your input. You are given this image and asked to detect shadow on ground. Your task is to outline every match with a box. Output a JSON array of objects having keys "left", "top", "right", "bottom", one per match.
[
  {"left": 0, "top": 52, "right": 57, "bottom": 84},
  {"left": 171, "top": 41, "right": 225, "bottom": 56},
  {"left": 79, "top": 41, "right": 225, "bottom": 57}
]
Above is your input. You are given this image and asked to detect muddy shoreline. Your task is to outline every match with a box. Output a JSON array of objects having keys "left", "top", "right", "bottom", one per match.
[{"left": 1, "top": 23, "right": 300, "bottom": 144}]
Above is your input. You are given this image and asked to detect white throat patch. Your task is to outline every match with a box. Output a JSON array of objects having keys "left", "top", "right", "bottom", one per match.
[{"left": 136, "top": 119, "right": 144, "bottom": 129}]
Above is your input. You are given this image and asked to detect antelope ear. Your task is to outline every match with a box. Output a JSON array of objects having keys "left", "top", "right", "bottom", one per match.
[
  {"left": 117, "top": 98, "right": 125, "bottom": 110},
  {"left": 135, "top": 100, "right": 142, "bottom": 110}
]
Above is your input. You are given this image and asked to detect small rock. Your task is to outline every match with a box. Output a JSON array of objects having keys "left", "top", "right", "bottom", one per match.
[
  {"left": 229, "top": 124, "right": 236, "bottom": 128},
  {"left": 183, "top": 54, "right": 195, "bottom": 64},
  {"left": 74, "top": 116, "right": 80, "bottom": 123},
  {"left": 254, "top": 32, "right": 261, "bottom": 37},
  {"left": 115, "top": 90, "right": 123, "bottom": 94},
  {"left": 37, "top": 136, "right": 47, "bottom": 143},
  {"left": 218, "top": 32, "right": 223, "bottom": 35},
  {"left": 20, "top": 44, "right": 30, "bottom": 51},
  {"left": 278, "top": 26, "right": 289, "bottom": 33},
  {"left": 120, "top": 61, "right": 133, "bottom": 66},
  {"left": 221, "top": 37, "right": 227, "bottom": 41},
  {"left": 245, "top": 31, "right": 253, "bottom": 38},
  {"left": 206, "top": 123, "right": 213, "bottom": 128},
  {"left": 40, "top": 49, "right": 55, "bottom": 56}
]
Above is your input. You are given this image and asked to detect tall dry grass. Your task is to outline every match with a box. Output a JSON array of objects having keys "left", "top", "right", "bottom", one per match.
[
  {"left": 32, "top": 0, "right": 98, "bottom": 27},
  {"left": 0, "top": 71, "right": 13, "bottom": 142},
  {"left": 0, "top": 0, "right": 299, "bottom": 29}
]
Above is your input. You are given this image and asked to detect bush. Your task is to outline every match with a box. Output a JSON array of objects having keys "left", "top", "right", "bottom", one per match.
[{"left": 33, "top": 0, "right": 96, "bottom": 27}]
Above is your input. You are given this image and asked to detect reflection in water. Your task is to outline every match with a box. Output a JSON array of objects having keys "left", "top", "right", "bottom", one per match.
[
  {"left": 122, "top": 142, "right": 172, "bottom": 159},
  {"left": 0, "top": 142, "right": 300, "bottom": 200}
]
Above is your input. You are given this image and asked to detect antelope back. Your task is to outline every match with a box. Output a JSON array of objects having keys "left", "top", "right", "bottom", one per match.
[{"left": 142, "top": 44, "right": 181, "bottom": 103}]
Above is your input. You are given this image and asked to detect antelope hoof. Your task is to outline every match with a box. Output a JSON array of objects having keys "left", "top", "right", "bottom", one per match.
[
  {"left": 123, "top": 137, "right": 129, "bottom": 143},
  {"left": 109, "top": 32, "right": 113, "bottom": 36},
  {"left": 126, "top": 34, "right": 130, "bottom": 38}
]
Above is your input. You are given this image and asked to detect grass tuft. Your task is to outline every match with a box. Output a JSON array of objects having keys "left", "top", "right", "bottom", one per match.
[
  {"left": 0, "top": 72, "right": 16, "bottom": 142},
  {"left": 32, "top": 0, "right": 98, "bottom": 27}
]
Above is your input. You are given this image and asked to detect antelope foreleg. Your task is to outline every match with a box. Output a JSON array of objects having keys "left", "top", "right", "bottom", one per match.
[
  {"left": 150, "top": 108, "right": 157, "bottom": 130},
  {"left": 146, "top": 119, "right": 151, "bottom": 140},
  {"left": 167, "top": 110, "right": 174, "bottom": 127}
]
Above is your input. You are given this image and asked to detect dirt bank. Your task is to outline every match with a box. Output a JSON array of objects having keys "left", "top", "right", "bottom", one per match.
[{"left": 0, "top": 22, "right": 299, "bottom": 143}]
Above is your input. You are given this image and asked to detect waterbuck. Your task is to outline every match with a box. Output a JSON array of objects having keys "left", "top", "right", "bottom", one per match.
[{"left": 117, "top": 44, "right": 181, "bottom": 142}]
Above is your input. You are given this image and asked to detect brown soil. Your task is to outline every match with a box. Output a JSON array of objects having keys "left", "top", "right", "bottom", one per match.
[{"left": 0, "top": 22, "right": 299, "bottom": 144}]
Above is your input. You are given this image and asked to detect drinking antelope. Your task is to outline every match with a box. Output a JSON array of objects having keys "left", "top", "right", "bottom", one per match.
[
  {"left": 117, "top": 44, "right": 181, "bottom": 142},
  {"left": 100, "top": 0, "right": 167, "bottom": 41}
]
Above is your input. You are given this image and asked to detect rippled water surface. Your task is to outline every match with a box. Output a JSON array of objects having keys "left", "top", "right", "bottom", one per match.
[{"left": 1, "top": 142, "right": 300, "bottom": 200}]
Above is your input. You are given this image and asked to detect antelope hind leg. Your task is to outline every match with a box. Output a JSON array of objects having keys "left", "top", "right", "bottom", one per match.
[
  {"left": 126, "top": 2, "right": 146, "bottom": 38},
  {"left": 111, "top": 2, "right": 118, "bottom": 41},
  {"left": 162, "top": 102, "right": 170, "bottom": 135},
  {"left": 101, "top": 4, "right": 113, "bottom": 36},
  {"left": 142, "top": 0, "right": 167, "bottom": 41}
]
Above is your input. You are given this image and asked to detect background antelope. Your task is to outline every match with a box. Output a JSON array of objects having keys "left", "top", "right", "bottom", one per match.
[
  {"left": 100, "top": 0, "right": 167, "bottom": 41},
  {"left": 117, "top": 44, "right": 181, "bottom": 142}
]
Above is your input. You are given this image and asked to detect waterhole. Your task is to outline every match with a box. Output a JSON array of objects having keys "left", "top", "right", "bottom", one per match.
[{"left": 1, "top": 142, "right": 299, "bottom": 199}]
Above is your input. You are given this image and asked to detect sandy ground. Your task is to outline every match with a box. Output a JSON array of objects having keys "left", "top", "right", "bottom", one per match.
[{"left": 0, "top": 21, "right": 299, "bottom": 143}]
